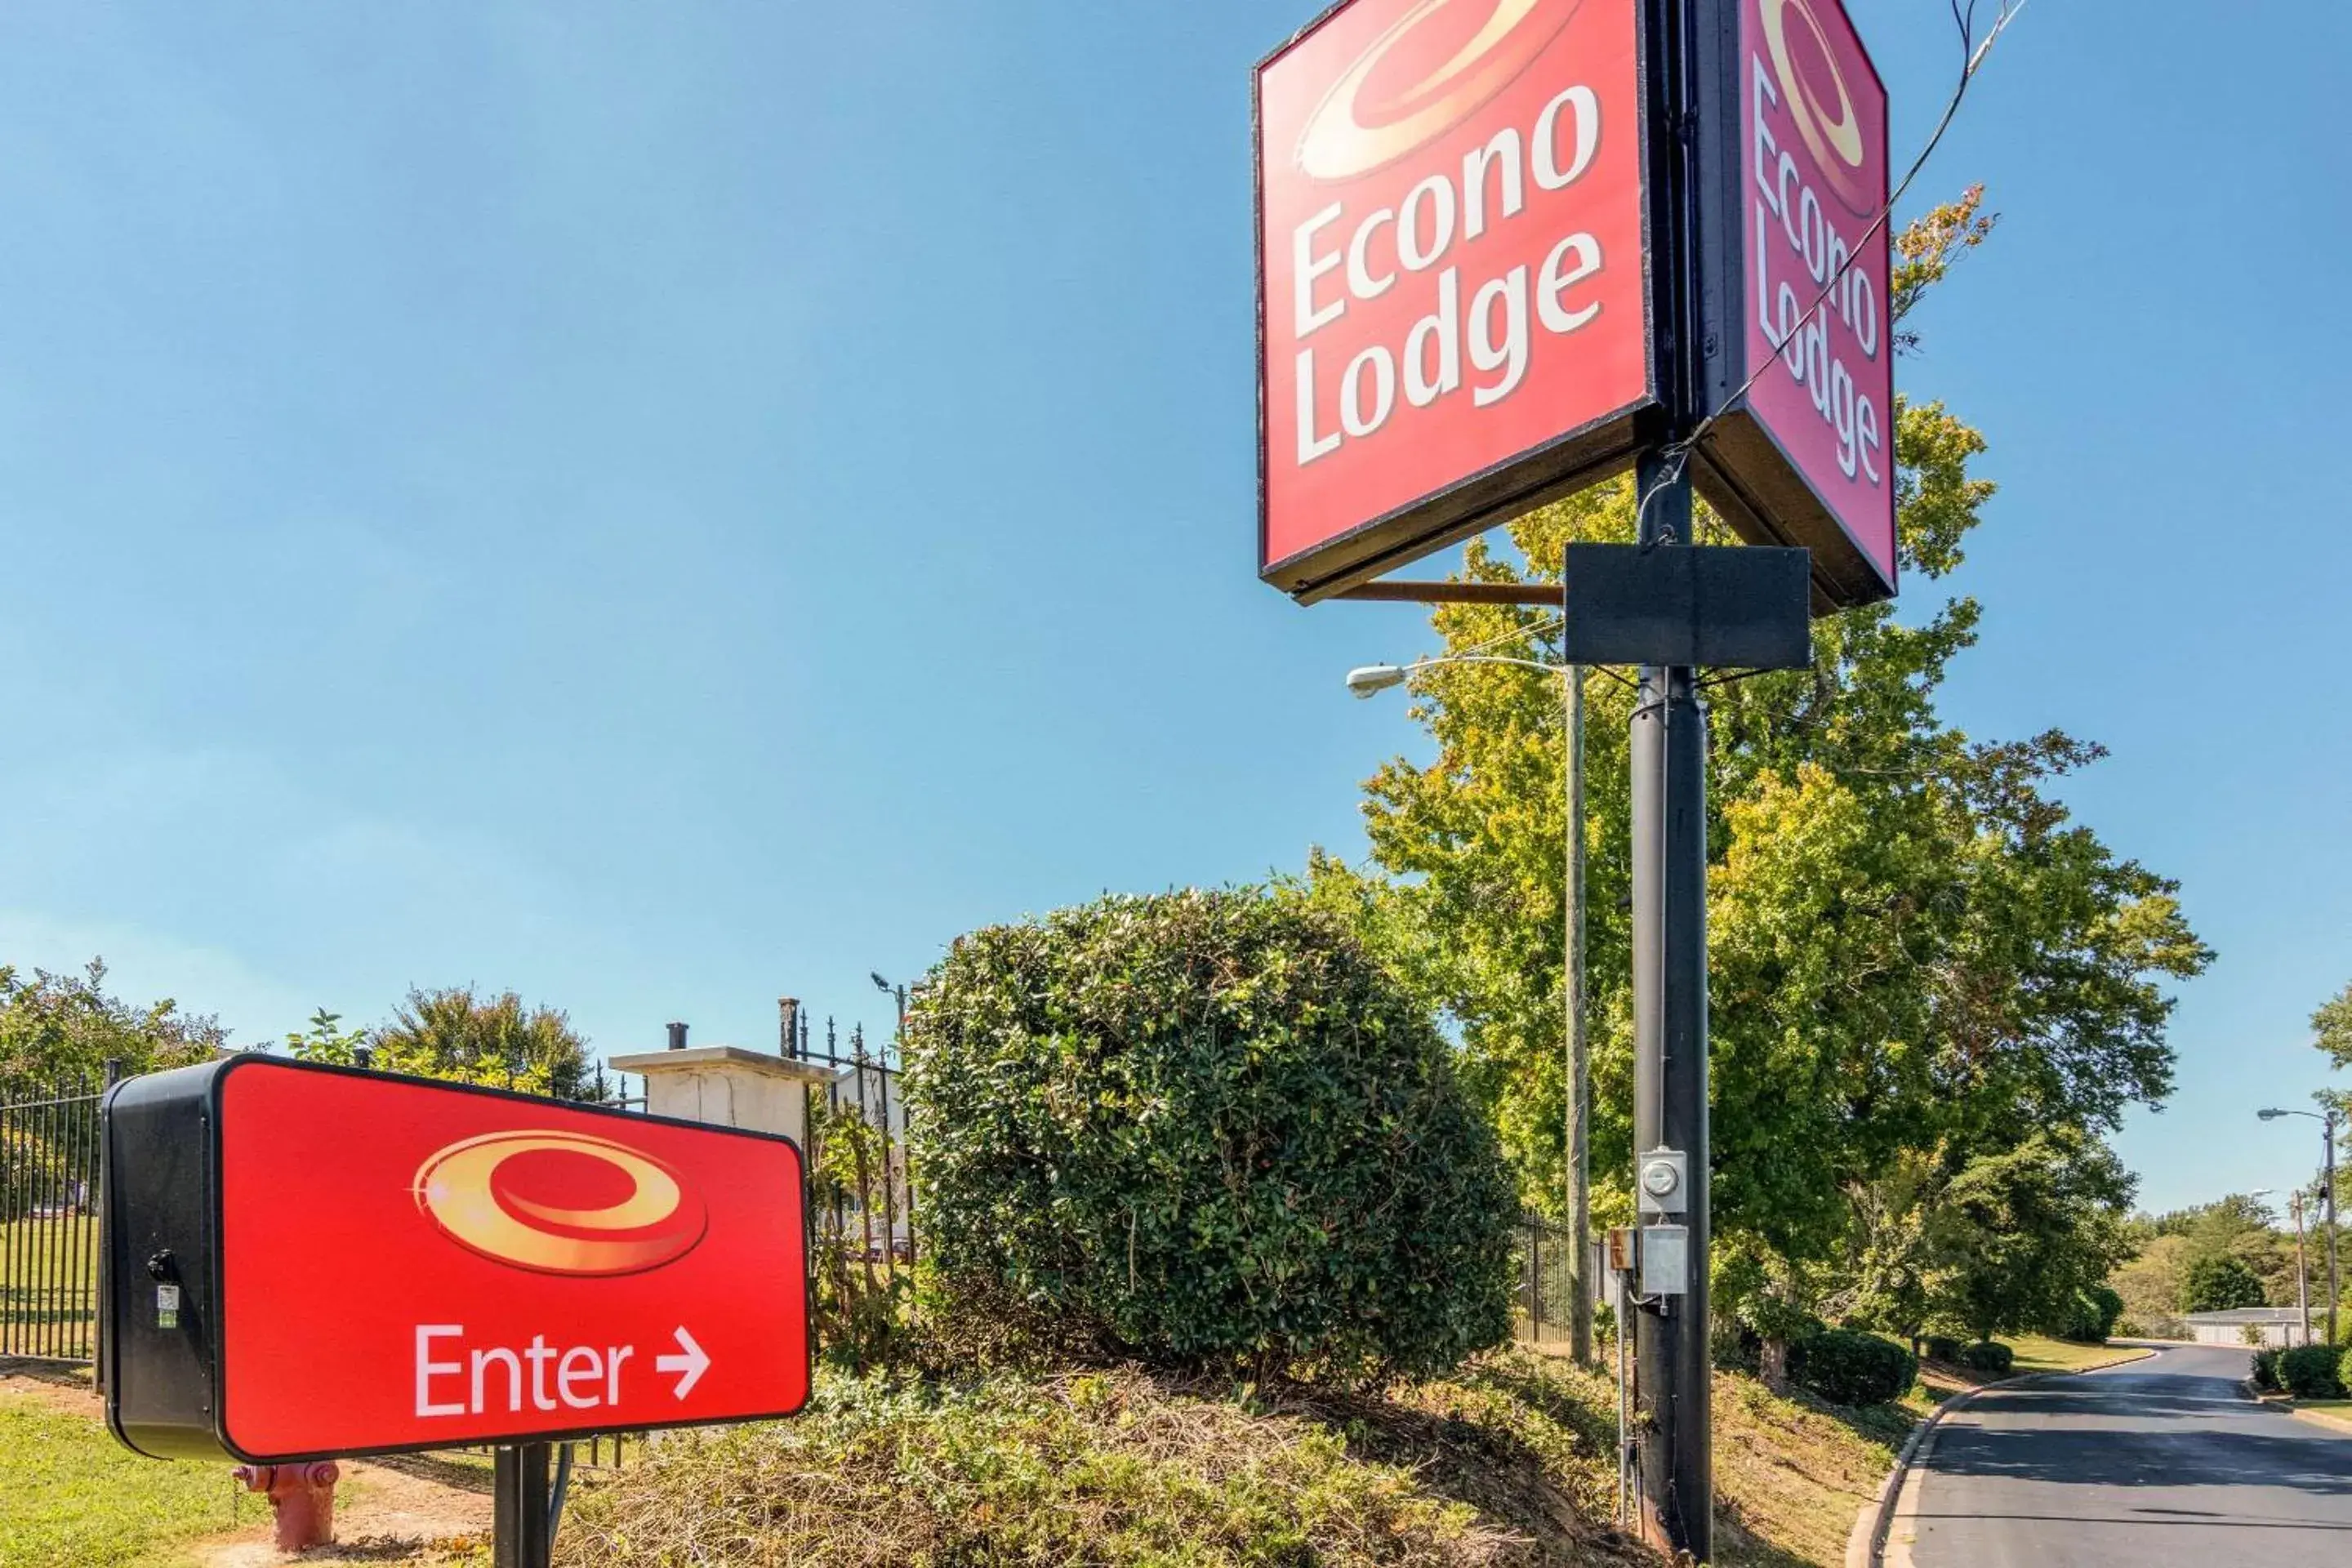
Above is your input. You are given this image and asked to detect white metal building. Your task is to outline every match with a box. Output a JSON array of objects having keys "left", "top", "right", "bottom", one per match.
[{"left": 2180, "top": 1307, "right": 2323, "bottom": 1349}]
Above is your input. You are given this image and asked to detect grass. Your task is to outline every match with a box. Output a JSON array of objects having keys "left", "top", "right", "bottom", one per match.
[
  {"left": 0, "top": 1328, "right": 1947, "bottom": 1568},
  {"left": 2001, "top": 1335, "right": 2153, "bottom": 1377},
  {"left": 0, "top": 1394, "right": 240, "bottom": 1567},
  {"left": 1709, "top": 1370, "right": 1914, "bottom": 1568},
  {"left": 0, "top": 1217, "right": 102, "bottom": 1359},
  {"left": 555, "top": 1343, "right": 1929, "bottom": 1568},
  {"left": 559, "top": 1350, "right": 1652, "bottom": 1568}
]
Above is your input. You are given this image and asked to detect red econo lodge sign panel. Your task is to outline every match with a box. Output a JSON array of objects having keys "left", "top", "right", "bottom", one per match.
[
  {"left": 1696, "top": 0, "right": 1895, "bottom": 604},
  {"left": 107, "top": 1056, "right": 809, "bottom": 1462},
  {"left": 1257, "top": 0, "right": 1654, "bottom": 601}
]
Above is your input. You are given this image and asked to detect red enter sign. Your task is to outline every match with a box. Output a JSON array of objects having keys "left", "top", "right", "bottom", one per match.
[{"left": 108, "top": 1056, "right": 809, "bottom": 1462}]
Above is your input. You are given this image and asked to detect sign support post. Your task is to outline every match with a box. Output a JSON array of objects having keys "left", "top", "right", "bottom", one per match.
[
  {"left": 1633, "top": 0, "right": 1712, "bottom": 1557},
  {"left": 1256, "top": 0, "right": 1890, "bottom": 1552},
  {"left": 1628, "top": 464, "right": 1712, "bottom": 1562},
  {"left": 493, "top": 1443, "right": 554, "bottom": 1568}
]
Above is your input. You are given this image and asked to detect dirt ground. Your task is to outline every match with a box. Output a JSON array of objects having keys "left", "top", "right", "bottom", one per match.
[{"left": 2, "top": 1365, "right": 492, "bottom": 1566}]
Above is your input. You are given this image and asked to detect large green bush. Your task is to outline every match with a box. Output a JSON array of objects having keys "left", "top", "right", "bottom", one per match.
[
  {"left": 1956, "top": 1341, "right": 2015, "bottom": 1375},
  {"left": 1789, "top": 1329, "right": 1915, "bottom": 1407},
  {"left": 2252, "top": 1348, "right": 2282, "bottom": 1392},
  {"left": 904, "top": 889, "right": 1517, "bottom": 1382},
  {"left": 2278, "top": 1344, "right": 2346, "bottom": 1401},
  {"left": 2056, "top": 1285, "right": 2125, "bottom": 1343}
]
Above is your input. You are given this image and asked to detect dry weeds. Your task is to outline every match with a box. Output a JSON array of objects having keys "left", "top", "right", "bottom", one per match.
[{"left": 557, "top": 1349, "right": 1654, "bottom": 1567}]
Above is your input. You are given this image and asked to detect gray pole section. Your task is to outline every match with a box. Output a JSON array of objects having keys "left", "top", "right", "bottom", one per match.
[
  {"left": 1631, "top": 451, "right": 1711, "bottom": 1559},
  {"left": 1566, "top": 659, "right": 1593, "bottom": 1364},
  {"left": 2327, "top": 1113, "right": 2340, "bottom": 1348}
]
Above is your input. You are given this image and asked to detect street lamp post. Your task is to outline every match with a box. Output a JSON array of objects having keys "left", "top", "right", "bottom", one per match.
[
  {"left": 870, "top": 973, "right": 908, "bottom": 1038},
  {"left": 2259, "top": 1107, "right": 2341, "bottom": 1344},
  {"left": 1350, "top": 653, "right": 1594, "bottom": 1365},
  {"left": 872, "top": 972, "right": 912, "bottom": 1268}
]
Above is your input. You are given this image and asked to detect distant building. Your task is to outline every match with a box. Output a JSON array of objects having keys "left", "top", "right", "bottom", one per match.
[{"left": 2180, "top": 1307, "right": 2320, "bottom": 1349}]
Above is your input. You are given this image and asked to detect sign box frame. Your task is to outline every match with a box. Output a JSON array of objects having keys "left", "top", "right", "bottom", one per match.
[
  {"left": 1254, "top": 0, "right": 1664, "bottom": 604},
  {"left": 102, "top": 1054, "right": 813, "bottom": 1465},
  {"left": 1685, "top": 0, "right": 1897, "bottom": 611},
  {"left": 1253, "top": 0, "right": 1897, "bottom": 616}
]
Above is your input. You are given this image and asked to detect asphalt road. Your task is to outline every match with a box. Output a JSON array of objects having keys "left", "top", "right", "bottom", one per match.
[{"left": 1895, "top": 1343, "right": 2352, "bottom": 1568}]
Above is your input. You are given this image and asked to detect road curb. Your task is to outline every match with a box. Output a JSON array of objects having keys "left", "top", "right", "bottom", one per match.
[
  {"left": 1844, "top": 1348, "right": 2164, "bottom": 1568},
  {"left": 1843, "top": 1375, "right": 2020, "bottom": 1568}
]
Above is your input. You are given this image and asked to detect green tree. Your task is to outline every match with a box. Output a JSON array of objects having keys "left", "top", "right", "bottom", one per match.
[
  {"left": 2179, "top": 1254, "right": 2266, "bottom": 1314},
  {"left": 1923, "top": 1132, "right": 2137, "bottom": 1345},
  {"left": 0, "top": 959, "right": 225, "bottom": 1095},
  {"left": 2111, "top": 1232, "right": 2192, "bottom": 1333},
  {"left": 2314, "top": 983, "right": 2352, "bottom": 1185},
  {"left": 1329, "top": 191, "right": 2208, "bottom": 1321},
  {"left": 2314, "top": 982, "right": 2352, "bottom": 1071},
  {"left": 288, "top": 987, "right": 602, "bottom": 1100}
]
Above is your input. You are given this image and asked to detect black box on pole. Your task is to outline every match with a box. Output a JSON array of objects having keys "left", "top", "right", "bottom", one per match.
[{"left": 1561, "top": 544, "right": 1812, "bottom": 670}]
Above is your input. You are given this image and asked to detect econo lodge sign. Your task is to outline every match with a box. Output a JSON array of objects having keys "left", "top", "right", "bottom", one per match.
[
  {"left": 103, "top": 1055, "right": 809, "bottom": 1463},
  {"left": 1690, "top": 0, "right": 1895, "bottom": 607},
  {"left": 1257, "top": 0, "right": 1654, "bottom": 601}
]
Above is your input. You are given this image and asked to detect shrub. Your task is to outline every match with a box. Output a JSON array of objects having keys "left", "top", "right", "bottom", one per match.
[
  {"left": 2057, "top": 1285, "right": 2125, "bottom": 1343},
  {"left": 1922, "top": 1335, "right": 1965, "bottom": 1365},
  {"left": 1956, "top": 1341, "right": 2014, "bottom": 1375},
  {"left": 2341, "top": 1346, "right": 2352, "bottom": 1396},
  {"left": 904, "top": 889, "right": 1517, "bottom": 1383},
  {"left": 1789, "top": 1329, "right": 1915, "bottom": 1407},
  {"left": 2278, "top": 1344, "right": 2347, "bottom": 1401},
  {"left": 2251, "top": 1348, "right": 2282, "bottom": 1392}
]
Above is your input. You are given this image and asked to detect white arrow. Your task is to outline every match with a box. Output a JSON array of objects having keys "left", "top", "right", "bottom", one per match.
[{"left": 655, "top": 1325, "right": 709, "bottom": 1400}]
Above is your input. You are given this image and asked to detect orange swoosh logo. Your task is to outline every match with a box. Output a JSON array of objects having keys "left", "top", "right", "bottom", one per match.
[
  {"left": 1297, "top": 0, "right": 1579, "bottom": 184},
  {"left": 413, "top": 1130, "right": 708, "bottom": 1277},
  {"left": 1761, "top": 0, "right": 1876, "bottom": 217}
]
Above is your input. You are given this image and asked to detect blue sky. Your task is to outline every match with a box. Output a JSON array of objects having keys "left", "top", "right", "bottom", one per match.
[{"left": 0, "top": 2, "right": 2342, "bottom": 1214}]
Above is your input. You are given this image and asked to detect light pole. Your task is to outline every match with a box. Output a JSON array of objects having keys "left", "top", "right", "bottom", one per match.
[
  {"left": 1349, "top": 653, "right": 1594, "bottom": 1365},
  {"left": 871, "top": 972, "right": 912, "bottom": 1267},
  {"left": 2259, "top": 1107, "right": 2341, "bottom": 1344},
  {"left": 870, "top": 972, "right": 908, "bottom": 1040}
]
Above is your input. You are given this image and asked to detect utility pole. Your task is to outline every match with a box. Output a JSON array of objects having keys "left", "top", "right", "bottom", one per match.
[
  {"left": 2261, "top": 1104, "right": 2340, "bottom": 1345},
  {"left": 2327, "top": 1110, "right": 2341, "bottom": 1348},
  {"left": 1566, "top": 661, "right": 1592, "bottom": 1364},
  {"left": 2291, "top": 1189, "right": 2311, "bottom": 1346}
]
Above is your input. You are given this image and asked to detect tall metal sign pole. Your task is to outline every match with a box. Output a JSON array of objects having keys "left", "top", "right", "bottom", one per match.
[
  {"left": 1257, "top": 2, "right": 1891, "bottom": 1552},
  {"left": 1634, "top": 0, "right": 1711, "bottom": 1555}
]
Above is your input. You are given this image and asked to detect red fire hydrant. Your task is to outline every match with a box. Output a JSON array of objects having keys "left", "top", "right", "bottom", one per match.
[{"left": 231, "top": 1460, "right": 340, "bottom": 1552}]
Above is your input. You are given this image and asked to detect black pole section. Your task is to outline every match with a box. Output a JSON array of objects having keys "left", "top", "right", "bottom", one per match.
[
  {"left": 495, "top": 1444, "right": 553, "bottom": 1568},
  {"left": 1633, "top": 0, "right": 1713, "bottom": 1556},
  {"left": 1630, "top": 456, "right": 1713, "bottom": 1560}
]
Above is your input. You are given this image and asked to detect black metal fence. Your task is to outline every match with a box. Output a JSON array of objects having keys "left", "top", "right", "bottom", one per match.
[
  {"left": 1512, "top": 1214, "right": 1586, "bottom": 1348},
  {"left": 1, "top": 1071, "right": 110, "bottom": 1363},
  {"left": 791, "top": 1014, "right": 914, "bottom": 1285}
]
